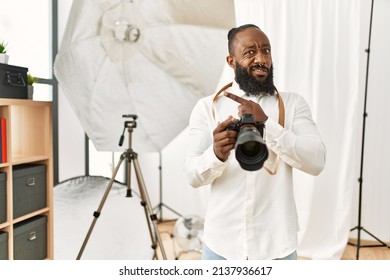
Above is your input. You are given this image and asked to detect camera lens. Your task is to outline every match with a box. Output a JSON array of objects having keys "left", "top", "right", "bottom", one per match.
[
  {"left": 235, "top": 126, "right": 268, "bottom": 171},
  {"left": 240, "top": 141, "right": 261, "bottom": 157}
]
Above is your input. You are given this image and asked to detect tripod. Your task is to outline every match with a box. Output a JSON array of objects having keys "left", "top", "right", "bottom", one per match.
[
  {"left": 153, "top": 152, "right": 182, "bottom": 222},
  {"left": 348, "top": 0, "right": 390, "bottom": 259},
  {"left": 76, "top": 114, "right": 167, "bottom": 260}
]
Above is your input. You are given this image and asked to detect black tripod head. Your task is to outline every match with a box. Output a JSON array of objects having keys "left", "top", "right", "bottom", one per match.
[
  {"left": 119, "top": 114, "right": 138, "bottom": 146},
  {"left": 123, "top": 114, "right": 138, "bottom": 128}
]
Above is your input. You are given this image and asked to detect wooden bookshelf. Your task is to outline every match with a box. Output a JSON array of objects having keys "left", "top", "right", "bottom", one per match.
[{"left": 0, "top": 98, "right": 53, "bottom": 260}]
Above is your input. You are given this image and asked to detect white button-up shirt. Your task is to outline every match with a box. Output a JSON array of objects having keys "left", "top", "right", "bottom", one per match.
[{"left": 184, "top": 81, "right": 326, "bottom": 259}]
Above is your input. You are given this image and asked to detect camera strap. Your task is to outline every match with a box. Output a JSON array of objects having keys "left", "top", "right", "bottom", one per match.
[{"left": 212, "top": 82, "right": 285, "bottom": 175}]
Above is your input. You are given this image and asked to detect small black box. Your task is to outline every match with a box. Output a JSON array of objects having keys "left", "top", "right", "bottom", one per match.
[
  {"left": 13, "top": 215, "right": 47, "bottom": 260},
  {"left": 0, "top": 172, "right": 6, "bottom": 224},
  {"left": 13, "top": 164, "right": 47, "bottom": 218},
  {"left": 0, "top": 63, "right": 28, "bottom": 99},
  {"left": 0, "top": 231, "right": 8, "bottom": 260}
]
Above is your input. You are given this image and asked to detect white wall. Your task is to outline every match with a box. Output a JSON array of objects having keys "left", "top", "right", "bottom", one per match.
[
  {"left": 0, "top": 0, "right": 52, "bottom": 99},
  {"left": 57, "top": 0, "right": 86, "bottom": 182}
]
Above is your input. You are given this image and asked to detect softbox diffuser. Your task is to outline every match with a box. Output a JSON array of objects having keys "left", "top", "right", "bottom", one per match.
[{"left": 54, "top": 0, "right": 235, "bottom": 152}]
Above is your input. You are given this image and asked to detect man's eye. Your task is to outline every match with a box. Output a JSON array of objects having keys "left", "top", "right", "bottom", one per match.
[
  {"left": 245, "top": 50, "right": 255, "bottom": 55},
  {"left": 263, "top": 49, "right": 271, "bottom": 55}
]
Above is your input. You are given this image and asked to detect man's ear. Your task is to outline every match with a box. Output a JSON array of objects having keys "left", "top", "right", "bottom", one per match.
[{"left": 226, "top": 55, "right": 235, "bottom": 68}]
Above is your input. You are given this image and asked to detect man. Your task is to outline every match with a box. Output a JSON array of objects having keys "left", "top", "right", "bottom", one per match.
[{"left": 184, "top": 24, "right": 326, "bottom": 260}]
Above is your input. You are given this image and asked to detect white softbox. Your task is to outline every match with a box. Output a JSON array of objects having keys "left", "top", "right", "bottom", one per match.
[{"left": 54, "top": 0, "right": 235, "bottom": 152}]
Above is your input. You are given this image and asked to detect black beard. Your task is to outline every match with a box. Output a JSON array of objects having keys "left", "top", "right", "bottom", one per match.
[{"left": 235, "top": 63, "right": 275, "bottom": 96}]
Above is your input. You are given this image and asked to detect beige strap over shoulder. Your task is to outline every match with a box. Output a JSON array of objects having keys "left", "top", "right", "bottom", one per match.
[{"left": 212, "top": 82, "right": 285, "bottom": 175}]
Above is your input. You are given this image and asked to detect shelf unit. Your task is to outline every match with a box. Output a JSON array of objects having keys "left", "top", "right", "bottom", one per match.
[{"left": 0, "top": 98, "right": 53, "bottom": 260}]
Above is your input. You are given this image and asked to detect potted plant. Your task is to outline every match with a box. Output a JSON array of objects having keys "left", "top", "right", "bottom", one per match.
[
  {"left": 0, "top": 40, "right": 9, "bottom": 64},
  {"left": 27, "top": 73, "right": 38, "bottom": 99}
]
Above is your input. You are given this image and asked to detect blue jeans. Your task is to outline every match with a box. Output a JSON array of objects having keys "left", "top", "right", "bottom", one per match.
[{"left": 202, "top": 243, "right": 298, "bottom": 260}]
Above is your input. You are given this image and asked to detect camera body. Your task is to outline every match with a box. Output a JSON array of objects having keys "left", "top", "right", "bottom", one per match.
[
  {"left": 227, "top": 114, "right": 268, "bottom": 171},
  {"left": 226, "top": 114, "right": 260, "bottom": 132}
]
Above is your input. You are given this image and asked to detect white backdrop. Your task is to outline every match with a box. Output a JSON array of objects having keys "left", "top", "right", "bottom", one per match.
[
  {"left": 160, "top": 0, "right": 390, "bottom": 259},
  {"left": 233, "top": 0, "right": 363, "bottom": 259},
  {"left": 57, "top": 0, "right": 390, "bottom": 259}
]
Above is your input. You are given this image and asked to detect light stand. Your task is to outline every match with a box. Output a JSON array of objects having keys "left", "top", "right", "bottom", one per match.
[
  {"left": 76, "top": 114, "right": 167, "bottom": 260},
  {"left": 153, "top": 152, "right": 182, "bottom": 222},
  {"left": 348, "top": 0, "right": 390, "bottom": 259}
]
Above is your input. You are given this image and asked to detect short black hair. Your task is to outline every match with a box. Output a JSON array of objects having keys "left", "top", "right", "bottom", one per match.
[{"left": 227, "top": 24, "right": 261, "bottom": 55}]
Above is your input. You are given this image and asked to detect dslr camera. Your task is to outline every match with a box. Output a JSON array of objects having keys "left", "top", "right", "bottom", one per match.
[{"left": 227, "top": 114, "right": 268, "bottom": 171}]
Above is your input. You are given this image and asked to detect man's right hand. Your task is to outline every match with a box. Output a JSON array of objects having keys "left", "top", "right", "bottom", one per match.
[{"left": 213, "top": 116, "right": 238, "bottom": 162}]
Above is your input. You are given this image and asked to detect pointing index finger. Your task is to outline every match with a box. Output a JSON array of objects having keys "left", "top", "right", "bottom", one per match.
[{"left": 224, "top": 91, "right": 248, "bottom": 105}]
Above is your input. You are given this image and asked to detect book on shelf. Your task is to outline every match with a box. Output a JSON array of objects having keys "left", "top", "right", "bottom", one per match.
[
  {"left": 0, "top": 118, "right": 6, "bottom": 163},
  {"left": 0, "top": 121, "right": 2, "bottom": 163}
]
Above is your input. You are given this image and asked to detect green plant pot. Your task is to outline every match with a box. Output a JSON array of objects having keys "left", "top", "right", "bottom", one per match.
[
  {"left": 0, "top": 53, "right": 9, "bottom": 64},
  {"left": 28, "top": 85, "right": 34, "bottom": 99}
]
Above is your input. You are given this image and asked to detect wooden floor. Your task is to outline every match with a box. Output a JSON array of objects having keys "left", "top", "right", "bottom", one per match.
[
  {"left": 341, "top": 239, "right": 390, "bottom": 260},
  {"left": 157, "top": 220, "right": 390, "bottom": 260}
]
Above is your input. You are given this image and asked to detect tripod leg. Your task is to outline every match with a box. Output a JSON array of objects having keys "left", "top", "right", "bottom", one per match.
[
  {"left": 348, "top": 226, "right": 390, "bottom": 259},
  {"left": 155, "top": 203, "right": 182, "bottom": 222},
  {"left": 154, "top": 152, "right": 182, "bottom": 222},
  {"left": 133, "top": 157, "right": 168, "bottom": 260},
  {"left": 76, "top": 154, "right": 126, "bottom": 260},
  {"left": 140, "top": 199, "right": 159, "bottom": 259},
  {"left": 362, "top": 228, "right": 390, "bottom": 248}
]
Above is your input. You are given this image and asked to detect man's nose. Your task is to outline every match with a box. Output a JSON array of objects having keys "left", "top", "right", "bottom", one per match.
[{"left": 254, "top": 51, "right": 267, "bottom": 64}]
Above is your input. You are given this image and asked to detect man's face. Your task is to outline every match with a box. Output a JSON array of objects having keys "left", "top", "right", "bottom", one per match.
[{"left": 227, "top": 27, "right": 275, "bottom": 95}]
